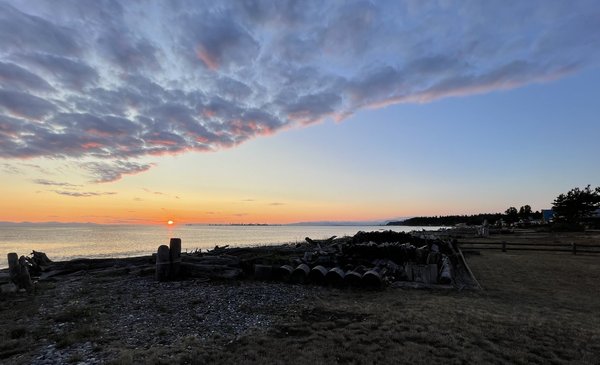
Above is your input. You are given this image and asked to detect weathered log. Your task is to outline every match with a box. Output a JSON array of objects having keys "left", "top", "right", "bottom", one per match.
[
  {"left": 91, "top": 267, "right": 131, "bottom": 277},
  {"left": 404, "top": 264, "right": 413, "bottom": 281},
  {"left": 325, "top": 267, "right": 345, "bottom": 287},
  {"left": 18, "top": 256, "right": 33, "bottom": 291},
  {"left": 155, "top": 245, "right": 170, "bottom": 281},
  {"left": 275, "top": 265, "right": 294, "bottom": 282},
  {"left": 344, "top": 270, "right": 363, "bottom": 287},
  {"left": 308, "top": 265, "right": 327, "bottom": 285},
  {"left": 415, "top": 247, "right": 428, "bottom": 264},
  {"left": 405, "top": 264, "right": 438, "bottom": 284},
  {"left": 180, "top": 262, "right": 241, "bottom": 280},
  {"left": 169, "top": 238, "right": 182, "bottom": 279},
  {"left": 291, "top": 264, "right": 310, "bottom": 284},
  {"left": 25, "top": 251, "right": 52, "bottom": 275},
  {"left": 32, "top": 250, "right": 52, "bottom": 264},
  {"left": 361, "top": 268, "right": 382, "bottom": 288},
  {"left": 253, "top": 264, "right": 273, "bottom": 280},
  {"left": 305, "top": 236, "right": 337, "bottom": 247},
  {"left": 426, "top": 252, "right": 440, "bottom": 265},
  {"left": 182, "top": 255, "right": 240, "bottom": 266},
  {"left": 208, "top": 245, "right": 230, "bottom": 255},
  {"left": 7, "top": 253, "right": 19, "bottom": 284},
  {"left": 34, "top": 256, "right": 152, "bottom": 279},
  {"left": 439, "top": 255, "right": 452, "bottom": 284}
]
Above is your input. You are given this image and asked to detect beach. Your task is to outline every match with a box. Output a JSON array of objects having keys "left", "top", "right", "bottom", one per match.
[
  {"left": 0, "top": 225, "right": 439, "bottom": 269},
  {"left": 1, "top": 229, "right": 599, "bottom": 364}
]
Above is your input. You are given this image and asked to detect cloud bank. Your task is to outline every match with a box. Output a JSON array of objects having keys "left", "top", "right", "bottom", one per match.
[{"left": 0, "top": 0, "right": 599, "bottom": 180}]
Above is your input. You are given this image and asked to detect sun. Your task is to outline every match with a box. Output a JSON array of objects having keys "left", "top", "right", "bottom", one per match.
[{"left": 167, "top": 220, "right": 174, "bottom": 225}]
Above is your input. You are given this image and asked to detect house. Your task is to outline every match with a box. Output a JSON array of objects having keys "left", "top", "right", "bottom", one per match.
[{"left": 541, "top": 209, "right": 554, "bottom": 223}]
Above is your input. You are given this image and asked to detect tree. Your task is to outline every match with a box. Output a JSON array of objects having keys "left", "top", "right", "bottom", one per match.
[
  {"left": 518, "top": 205, "right": 532, "bottom": 219},
  {"left": 552, "top": 185, "right": 600, "bottom": 223},
  {"left": 505, "top": 207, "right": 519, "bottom": 223}
]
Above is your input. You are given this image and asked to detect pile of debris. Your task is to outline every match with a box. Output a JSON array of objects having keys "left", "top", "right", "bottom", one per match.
[
  {"left": 162, "top": 230, "right": 478, "bottom": 289},
  {"left": 0, "top": 250, "right": 52, "bottom": 293}
]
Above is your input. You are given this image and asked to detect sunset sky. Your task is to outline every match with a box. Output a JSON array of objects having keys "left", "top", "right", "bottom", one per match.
[{"left": 1, "top": 1, "right": 599, "bottom": 224}]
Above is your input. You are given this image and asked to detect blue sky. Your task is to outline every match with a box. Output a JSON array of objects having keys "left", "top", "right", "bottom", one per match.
[{"left": 0, "top": 0, "right": 599, "bottom": 223}]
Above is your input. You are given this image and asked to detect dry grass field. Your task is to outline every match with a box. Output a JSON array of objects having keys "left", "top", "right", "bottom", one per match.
[
  {"left": 2, "top": 231, "right": 599, "bottom": 364},
  {"left": 182, "top": 250, "right": 600, "bottom": 364}
]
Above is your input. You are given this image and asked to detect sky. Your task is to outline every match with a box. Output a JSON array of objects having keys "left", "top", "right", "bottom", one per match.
[{"left": 0, "top": 0, "right": 599, "bottom": 224}]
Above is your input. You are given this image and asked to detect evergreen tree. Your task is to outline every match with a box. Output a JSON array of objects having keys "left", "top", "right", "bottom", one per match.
[{"left": 552, "top": 185, "right": 600, "bottom": 223}]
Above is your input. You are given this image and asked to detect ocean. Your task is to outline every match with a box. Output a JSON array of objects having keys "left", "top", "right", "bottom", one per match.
[{"left": 0, "top": 224, "right": 443, "bottom": 269}]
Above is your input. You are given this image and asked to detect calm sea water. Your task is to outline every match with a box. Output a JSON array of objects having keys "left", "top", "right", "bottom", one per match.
[{"left": 0, "top": 224, "right": 443, "bottom": 269}]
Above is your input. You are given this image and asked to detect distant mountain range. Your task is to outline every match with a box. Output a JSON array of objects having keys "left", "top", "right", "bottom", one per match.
[
  {"left": 285, "top": 219, "right": 409, "bottom": 226},
  {"left": 0, "top": 221, "right": 99, "bottom": 226},
  {"left": 0, "top": 218, "right": 410, "bottom": 226}
]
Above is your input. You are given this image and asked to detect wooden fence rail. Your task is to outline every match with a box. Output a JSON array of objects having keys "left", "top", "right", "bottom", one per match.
[{"left": 458, "top": 241, "right": 600, "bottom": 255}]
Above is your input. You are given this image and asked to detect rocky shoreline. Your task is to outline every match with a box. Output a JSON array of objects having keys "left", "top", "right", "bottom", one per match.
[
  {"left": 7, "top": 271, "right": 313, "bottom": 364},
  {"left": 2, "top": 230, "right": 482, "bottom": 363}
]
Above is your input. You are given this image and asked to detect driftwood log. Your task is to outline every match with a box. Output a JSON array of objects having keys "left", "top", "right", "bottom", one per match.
[
  {"left": 291, "top": 264, "right": 310, "bottom": 284},
  {"left": 362, "top": 268, "right": 383, "bottom": 288},
  {"left": 18, "top": 256, "right": 32, "bottom": 291},
  {"left": 439, "top": 255, "right": 452, "bottom": 284},
  {"left": 183, "top": 255, "right": 240, "bottom": 267},
  {"left": 169, "top": 238, "right": 182, "bottom": 279},
  {"left": 7, "top": 253, "right": 32, "bottom": 291},
  {"left": 325, "top": 267, "right": 345, "bottom": 287},
  {"left": 305, "top": 236, "right": 337, "bottom": 247},
  {"left": 253, "top": 264, "right": 273, "bottom": 280},
  {"left": 156, "top": 245, "right": 170, "bottom": 281},
  {"left": 7, "top": 253, "right": 19, "bottom": 283},
  {"left": 344, "top": 270, "right": 362, "bottom": 287},
  {"left": 308, "top": 265, "right": 327, "bottom": 285},
  {"left": 180, "top": 262, "right": 241, "bottom": 280},
  {"left": 276, "top": 265, "right": 293, "bottom": 282},
  {"left": 37, "top": 256, "right": 152, "bottom": 280}
]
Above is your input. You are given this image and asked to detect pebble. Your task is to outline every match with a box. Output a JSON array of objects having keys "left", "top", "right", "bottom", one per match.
[{"left": 27, "top": 275, "right": 311, "bottom": 363}]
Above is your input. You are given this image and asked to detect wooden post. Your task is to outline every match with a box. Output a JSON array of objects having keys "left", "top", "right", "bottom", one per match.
[
  {"left": 156, "top": 245, "right": 170, "bottom": 281},
  {"left": 169, "top": 238, "right": 182, "bottom": 279},
  {"left": 439, "top": 255, "right": 452, "bottom": 285},
  {"left": 572, "top": 242, "right": 577, "bottom": 255},
  {"left": 7, "top": 253, "right": 19, "bottom": 284},
  {"left": 502, "top": 241, "right": 507, "bottom": 253},
  {"left": 18, "top": 256, "right": 32, "bottom": 291},
  {"left": 8, "top": 253, "right": 32, "bottom": 290}
]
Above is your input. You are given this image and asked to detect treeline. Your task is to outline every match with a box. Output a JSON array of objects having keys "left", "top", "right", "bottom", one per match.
[
  {"left": 387, "top": 210, "right": 543, "bottom": 227},
  {"left": 387, "top": 185, "right": 600, "bottom": 230},
  {"left": 386, "top": 214, "right": 504, "bottom": 227}
]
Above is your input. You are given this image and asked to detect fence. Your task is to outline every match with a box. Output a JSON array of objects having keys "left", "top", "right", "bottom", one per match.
[{"left": 457, "top": 241, "right": 600, "bottom": 254}]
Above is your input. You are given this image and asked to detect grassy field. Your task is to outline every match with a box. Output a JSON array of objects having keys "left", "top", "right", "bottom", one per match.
[
  {"left": 2, "top": 231, "right": 600, "bottom": 364},
  {"left": 181, "top": 250, "right": 600, "bottom": 364}
]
